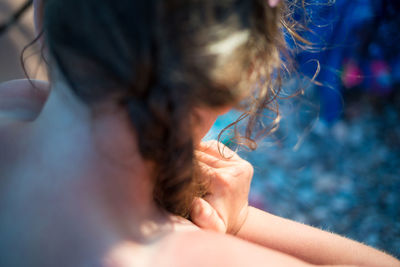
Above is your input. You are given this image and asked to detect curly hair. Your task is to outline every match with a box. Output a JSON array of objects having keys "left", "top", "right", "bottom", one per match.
[{"left": 41, "top": 0, "right": 310, "bottom": 217}]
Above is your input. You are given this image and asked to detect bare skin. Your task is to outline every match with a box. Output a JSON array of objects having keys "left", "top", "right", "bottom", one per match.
[
  {"left": 189, "top": 140, "right": 400, "bottom": 267},
  {"left": 1, "top": 79, "right": 400, "bottom": 267},
  {"left": 0, "top": 79, "right": 48, "bottom": 121},
  {"left": 0, "top": 79, "right": 199, "bottom": 266},
  {"left": 0, "top": 78, "right": 319, "bottom": 266},
  {"left": 1, "top": 2, "right": 399, "bottom": 265}
]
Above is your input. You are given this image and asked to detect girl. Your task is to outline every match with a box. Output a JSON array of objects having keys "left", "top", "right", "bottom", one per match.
[{"left": 0, "top": 0, "right": 399, "bottom": 266}]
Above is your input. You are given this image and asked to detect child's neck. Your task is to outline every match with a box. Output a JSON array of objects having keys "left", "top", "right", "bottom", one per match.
[{"left": 30, "top": 81, "right": 170, "bottom": 240}]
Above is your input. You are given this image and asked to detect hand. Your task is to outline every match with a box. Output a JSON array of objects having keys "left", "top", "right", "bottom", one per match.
[{"left": 190, "top": 140, "right": 253, "bottom": 235}]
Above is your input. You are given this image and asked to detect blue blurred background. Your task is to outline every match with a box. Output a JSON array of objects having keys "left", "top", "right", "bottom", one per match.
[{"left": 208, "top": 0, "right": 400, "bottom": 257}]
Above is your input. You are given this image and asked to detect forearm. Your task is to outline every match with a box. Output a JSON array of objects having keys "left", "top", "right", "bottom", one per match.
[{"left": 236, "top": 207, "right": 400, "bottom": 267}]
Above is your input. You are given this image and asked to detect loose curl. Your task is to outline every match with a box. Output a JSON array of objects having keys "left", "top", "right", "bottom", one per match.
[{"left": 40, "top": 0, "right": 312, "bottom": 217}]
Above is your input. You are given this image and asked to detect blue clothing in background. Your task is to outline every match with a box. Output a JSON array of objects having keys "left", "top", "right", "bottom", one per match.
[{"left": 295, "top": 0, "right": 400, "bottom": 123}]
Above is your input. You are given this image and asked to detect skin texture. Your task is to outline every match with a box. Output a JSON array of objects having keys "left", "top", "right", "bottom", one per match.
[
  {"left": 0, "top": 79, "right": 48, "bottom": 121},
  {"left": 1, "top": 78, "right": 399, "bottom": 267},
  {"left": 0, "top": 1, "right": 399, "bottom": 265},
  {"left": 0, "top": 78, "right": 313, "bottom": 267},
  {"left": 191, "top": 140, "right": 253, "bottom": 234}
]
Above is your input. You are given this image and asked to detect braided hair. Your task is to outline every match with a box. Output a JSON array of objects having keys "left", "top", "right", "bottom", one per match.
[{"left": 43, "top": 0, "right": 294, "bottom": 217}]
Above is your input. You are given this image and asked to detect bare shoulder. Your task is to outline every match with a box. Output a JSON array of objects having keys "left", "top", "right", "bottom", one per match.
[
  {"left": 153, "top": 230, "right": 314, "bottom": 267},
  {"left": 0, "top": 79, "right": 48, "bottom": 161},
  {"left": 0, "top": 79, "right": 49, "bottom": 121}
]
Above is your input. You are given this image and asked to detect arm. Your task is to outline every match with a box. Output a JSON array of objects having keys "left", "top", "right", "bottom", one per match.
[
  {"left": 190, "top": 141, "right": 400, "bottom": 267},
  {"left": 236, "top": 206, "right": 400, "bottom": 267},
  {"left": 162, "top": 230, "right": 358, "bottom": 267}
]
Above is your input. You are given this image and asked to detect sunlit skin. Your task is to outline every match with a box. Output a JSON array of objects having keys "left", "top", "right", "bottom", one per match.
[
  {"left": 0, "top": 1, "right": 399, "bottom": 266},
  {"left": 2, "top": 75, "right": 399, "bottom": 267},
  {"left": 0, "top": 80, "right": 185, "bottom": 265}
]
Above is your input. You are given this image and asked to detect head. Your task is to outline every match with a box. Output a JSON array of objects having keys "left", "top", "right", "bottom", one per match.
[{"left": 40, "top": 0, "right": 287, "bottom": 217}]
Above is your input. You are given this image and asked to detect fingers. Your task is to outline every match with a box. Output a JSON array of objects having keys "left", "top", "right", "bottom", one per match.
[
  {"left": 190, "top": 197, "right": 227, "bottom": 233},
  {"left": 198, "top": 140, "right": 239, "bottom": 160},
  {"left": 194, "top": 150, "right": 224, "bottom": 168},
  {"left": 195, "top": 160, "right": 216, "bottom": 177}
]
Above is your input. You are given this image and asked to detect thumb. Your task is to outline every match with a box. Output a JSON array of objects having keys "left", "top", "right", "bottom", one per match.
[{"left": 190, "top": 197, "right": 226, "bottom": 233}]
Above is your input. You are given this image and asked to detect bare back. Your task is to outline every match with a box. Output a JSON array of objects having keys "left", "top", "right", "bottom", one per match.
[{"left": 0, "top": 80, "right": 313, "bottom": 267}]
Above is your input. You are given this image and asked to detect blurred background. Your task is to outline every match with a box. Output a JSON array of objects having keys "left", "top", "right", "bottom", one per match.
[
  {"left": 1, "top": 0, "right": 399, "bottom": 257},
  {"left": 208, "top": 0, "right": 400, "bottom": 257}
]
